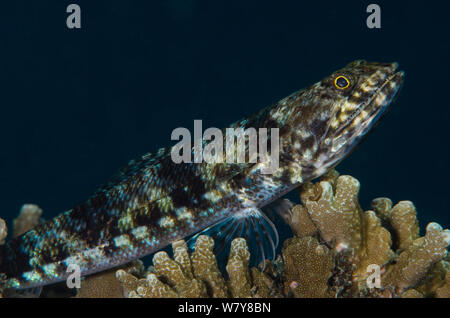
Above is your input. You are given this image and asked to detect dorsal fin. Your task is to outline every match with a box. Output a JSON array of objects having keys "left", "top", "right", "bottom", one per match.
[
  {"left": 93, "top": 104, "right": 282, "bottom": 203},
  {"left": 94, "top": 145, "right": 252, "bottom": 196}
]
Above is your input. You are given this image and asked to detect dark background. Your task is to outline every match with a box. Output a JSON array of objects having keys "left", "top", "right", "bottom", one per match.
[{"left": 0, "top": 1, "right": 449, "bottom": 240}]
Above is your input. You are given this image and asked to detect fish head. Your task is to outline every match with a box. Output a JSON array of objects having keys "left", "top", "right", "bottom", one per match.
[{"left": 290, "top": 60, "right": 404, "bottom": 178}]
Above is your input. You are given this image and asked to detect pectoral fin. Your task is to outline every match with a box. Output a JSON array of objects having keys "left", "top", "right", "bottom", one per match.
[{"left": 188, "top": 207, "right": 279, "bottom": 268}]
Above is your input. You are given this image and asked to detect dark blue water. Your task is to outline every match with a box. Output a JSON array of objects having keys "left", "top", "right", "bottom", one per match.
[{"left": 0, "top": 0, "right": 449, "bottom": 242}]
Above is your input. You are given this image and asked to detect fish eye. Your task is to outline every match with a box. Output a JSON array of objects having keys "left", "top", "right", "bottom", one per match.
[{"left": 334, "top": 75, "right": 350, "bottom": 89}]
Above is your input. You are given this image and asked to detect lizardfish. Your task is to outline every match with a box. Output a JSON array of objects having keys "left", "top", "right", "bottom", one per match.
[{"left": 0, "top": 60, "right": 404, "bottom": 289}]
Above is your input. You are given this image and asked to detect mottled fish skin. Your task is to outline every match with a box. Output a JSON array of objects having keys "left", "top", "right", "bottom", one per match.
[{"left": 0, "top": 60, "right": 404, "bottom": 289}]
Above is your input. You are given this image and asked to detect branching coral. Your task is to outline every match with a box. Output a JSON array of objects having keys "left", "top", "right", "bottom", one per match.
[
  {"left": 75, "top": 260, "right": 144, "bottom": 298},
  {"left": 298, "top": 173, "right": 365, "bottom": 253},
  {"left": 282, "top": 170, "right": 450, "bottom": 297},
  {"left": 435, "top": 270, "right": 450, "bottom": 297},
  {"left": 383, "top": 222, "right": 449, "bottom": 294},
  {"left": 111, "top": 236, "right": 283, "bottom": 298},
  {"left": 0, "top": 218, "right": 7, "bottom": 246},
  {"left": 1, "top": 171, "right": 449, "bottom": 298},
  {"left": 81, "top": 166, "right": 449, "bottom": 298},
  {"left": 282, "top": 236, "right": 333, "bottom": 298},
  {"left": 13, "top": 204, "right": 43, "bottom": 237}
]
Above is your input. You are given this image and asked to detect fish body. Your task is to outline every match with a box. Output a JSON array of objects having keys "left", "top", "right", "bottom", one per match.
[{"left": 0, "top": 60, "right": 404, "bottom": 289}]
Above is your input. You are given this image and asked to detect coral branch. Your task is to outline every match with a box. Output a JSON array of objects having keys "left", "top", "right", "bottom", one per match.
[{"left": 1, "top": 170, "right": 449, "bottom": 298}]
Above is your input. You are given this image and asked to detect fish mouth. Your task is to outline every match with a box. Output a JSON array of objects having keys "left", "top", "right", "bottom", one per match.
[
  {"left": 367, "top": 63, "right": 403, "bottom": 109},
  {"left": 345, "top": 64, "right": 403, "bottom": 134},
  {"left": 330, "top": 63, "right": 404, "bottom": 154},
  {"left": 355, "top": 67, "right": 404, "bottom": 137}
]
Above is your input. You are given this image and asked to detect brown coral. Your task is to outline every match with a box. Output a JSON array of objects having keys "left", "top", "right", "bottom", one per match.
[
  {"left": 299, "top": 174, "right": 364, "bottom": 253},
  {"left": 1, "top": 170, "right": 449, "bottom": 298},
  {"left": 75, "top": 260, "right": 144, "bottom": 298},
  {"left": 372, "top": 199, "right": 420, "bottom": 250},
  {"left": 384, "top": 222, "right": 450, "bottom": 293},
  {"left": 13, "top": 204, "right": 43, "bottom": 237},
  {"left": 114, "top": 240, "right": 209, "bottom": 298},
  {"left": 226, "top": 238, "right": 252, "bottom": 297},
  {"left": 283, "top": 169, "right": 450, "bottom": 297},
  {"left": 435, "top": 271, "right": 450, "bottom": 298},
  {"left": 0, "top": 218, "right": 7, "bottom": 245},
  {"left": 282, "top": 236, "right": 333, "bottom": 298},
  {"left": 190, "top": 235, "right": 228, "bottom": 297},
  {"left": 76, "top": 268, "right": 125, "bottom": 298},
  {"left": 113, "top": 235, "right": 284, "bottom": 298},
  {"left": 70, "top": 171, "right": 450, "bottom": 298}
]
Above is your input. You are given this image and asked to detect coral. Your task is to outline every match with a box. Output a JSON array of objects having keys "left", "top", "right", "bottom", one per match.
[
  {"left": 249, "top": 261, "right": 284, "bottom": 298},
  {"left": 76, "top": 268, "right": 125, "bottom": 298},
  {"left": 114, "top": 235, "right": 283, "bottom": 298},
  {"left": 75, "top": 260, "right": 144, "bottom": 298},
  {"left": 413, "top": 257, "right": 450, "bottom": 298},
  {"left": 298, "top": 174, "right": 364, "bottom": 253},
  {"left": 13, "top": 204, "right": 43, "bottom": 237},
  {"left": 0, "top": 218, "right": 7, "bottom": 245},
  {"left": 282, "top": 236, "right": 333, "bottom": 297},
  {"left": 383, "top": 223, "right": 449, "bottom": 293},
  {"left": 190, "top": 235, "right": 228, "bottom": 297},
  {"left": 372, "top": 198, "right": 420, "bottom": 250},
  {"left": 283, "top": 169, "right": 450, "bottom": 297},
  {"left": 280, "top": 204, "right": 317, "bottom": 237},
  {"left": 151, "top": 246, "right": 209, "bottom": 297},
  {"left": 226, "top": 238, "right": 252, "bottom": 297},
  {"left": 354, "top": 210, "right": 393, "bottom": 280},
  {"left": 435, "top": 271, "right": 450, "bottom": 298},
  {"left": 400, "top": 289, "right": 423, "bottom": 298},
  {"left": 1, "top": 170, "right": 449, "bottom": 298}
]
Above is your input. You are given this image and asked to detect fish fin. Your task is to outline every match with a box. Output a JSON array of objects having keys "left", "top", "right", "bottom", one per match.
[
  {"left": 188, "top": 208, "right": 279, "bottom": 269},
  {"left": 94, "top": 145, "right": 254, "bottom": 199},
  {"left": 94, "top": 107, "right": 281, "bottom": 197}
]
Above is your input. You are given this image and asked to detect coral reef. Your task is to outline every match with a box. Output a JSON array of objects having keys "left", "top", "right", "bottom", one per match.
[
  {"left": 0, "top": 205, "right": 44, "bottom": 298},
  {"left": 112, "top": 236, "right": 283, "bottom": 298},
  {"left": 75, "top": 171, "right": 449, "bottom": 298},
  {"left": 75, "top": 260, "right": 145, "bottom": 298},
  {"left": 282, "top": 236, "right": 333, "bottom": 297},
  {"left": 0, "top": 218, "right": 7, "bottom": 246},
  {"left": 281, "top": 170, "right": 450, "bottom": 297},
  {"left": 0, "top": 171, "right": 449, "bottom": 298},
  {"left": 13, "top": 204, "right": 43, "bottom": 237}
]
